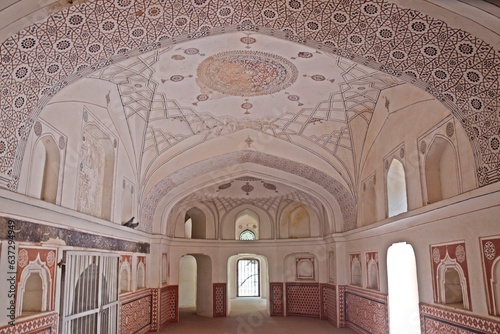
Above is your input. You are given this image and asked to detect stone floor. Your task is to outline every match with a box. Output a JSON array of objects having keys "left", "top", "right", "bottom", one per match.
[{"left": 160, "top": 298, "right": 355, "bottom": 334}]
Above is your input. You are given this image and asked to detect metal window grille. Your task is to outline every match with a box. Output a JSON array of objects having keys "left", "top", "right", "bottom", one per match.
[
  {"left": 60, "top": 251, "right": 119, "bottom": 334},
  {"left": 237, "top": 259, "right": 260, "bottom": 297}
]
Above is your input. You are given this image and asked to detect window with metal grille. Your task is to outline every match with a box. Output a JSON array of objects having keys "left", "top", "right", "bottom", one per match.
[
  {"left": 237, "top": 259, "right": 259, "bottom": 297},
  {"left": 239, "top": 230, "right": 256, "bottom": 241}
]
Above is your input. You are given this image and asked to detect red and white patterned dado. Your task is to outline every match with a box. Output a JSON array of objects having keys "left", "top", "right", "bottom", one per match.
[
  {"left": 338, "top": 285, "right": 347, "bottom": 327},
  {"left": 320, "top": 284, "right": 337, "bottom": 326},
  {"left": 286, "top": 283, "right": 320, "bottom": 317},
  {"left": 420, "top": 303, "right": 500, "bottom": 334},
  {"left": 344, "top": 286, "right": 388, "bottom": 334},
  {"left": 0, "top": 312, "right": 57, "bottom": 334},
  {"left": 120, "top": 289, "right": 153, "bottom": 334},
  {"left": 150, "top": 288, "right": 159, "bottom": 331},
  {"left": 480, "top": 236, "right": 500, "bottom": 316},
  {"left": 160, "top": 285, "right": 178, "bottom": 328},
  {"left": 270, "top": 283, "right": 284, "bottom": 316},
  {"left": 213, "top": 283, "right": 226, "bottom": 317}
]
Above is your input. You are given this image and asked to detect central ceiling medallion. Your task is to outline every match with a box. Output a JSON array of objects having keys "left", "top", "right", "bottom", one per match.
[{"left": 197, "top": 50, "right": 298, "bottom": 97}]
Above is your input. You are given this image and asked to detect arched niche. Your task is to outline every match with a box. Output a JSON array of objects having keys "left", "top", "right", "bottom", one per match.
[
  {"left": 283, "top": 253, "right": 318, "bottom": 282},
  {"left": 386, "top": 158, "right": 408, "bottom": 218},
  {"left": 185, "top": 207, "right": 206, "bottom": 239},
  {"left": 28, "top": 135, "right": 60, "bottom": 204},
  {"left": 77, "top": 124, "right": 115, "bottom": 221},
  {"left": 361, "top": 175, "right": 376, "bottom": 226},
  {"left": 351, "top": 257, "right": 362, "bottom": 287},
  {"left": 235, "top": 209, "right": 259, "bottom": 240},
  {"left": 367, "top": 259, "right": 379, "bottom": 290},
  {"left": 221, "top": 205, "right": 273, "bottom": 240},
  {"left": 492, "top": 259, "right": 500, "bottom": 315},
  {"left": 425, "top": 136, "right": 460, "bottom": 204},
  {"left": 119, "top": 260, "right": 131, "bottom": 294},
  {"left": 279, "top": 202, "right": 320, "bottom": 239},
  {"left": 173, "top": 204, "right": 216, "bottom": 239},
  {"left": 16, "top": 255, "right": 51, "bottom": 317},
  {"left": 136, "top": 262, "right": 145, "bottom": 290},
  {"left": 437, "top": 254, "right": 469, "bottom": 310}
]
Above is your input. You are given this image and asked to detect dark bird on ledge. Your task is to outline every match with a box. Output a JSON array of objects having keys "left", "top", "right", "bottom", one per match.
[{"left": 123, "top": 216, "right": 139, "bottom": 228}]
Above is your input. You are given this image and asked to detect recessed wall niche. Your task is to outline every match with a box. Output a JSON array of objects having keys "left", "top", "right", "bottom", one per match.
[
  {"left": 430, "top": 241, "right": 471, "bottom": 310},
  {"left": 350, "top": 253, "right": 362, "bottom": 287},
  {"left": 418, "top": 116, "right": 462, "bottom": 205},
  {"left": 15, "top": 246, "right": 57, "bottom": 317},
  {"left": 480, "top": 236, "right": 500, "bottom": 316},
  {"left": 366, "top": 251, "right": 380, "bottom": 291}
]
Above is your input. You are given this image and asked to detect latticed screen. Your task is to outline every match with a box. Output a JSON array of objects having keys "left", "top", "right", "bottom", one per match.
[
  {"left": 239, "top": 229, "right": 256, "bottom": 240},
  {"left": 237, "top": 259, "right": 260, "bottom": 297}
]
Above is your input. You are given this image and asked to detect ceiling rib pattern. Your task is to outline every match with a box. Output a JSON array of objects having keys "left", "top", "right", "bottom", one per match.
[
  {"left": 0, "top": 0, "right": 498, "bottom": 190},
  {"left": 89, "top": 42, "right": 401, "bottom": 189},
  {"left": 140, "top": 150, "right": 355, "bottom": 233}
]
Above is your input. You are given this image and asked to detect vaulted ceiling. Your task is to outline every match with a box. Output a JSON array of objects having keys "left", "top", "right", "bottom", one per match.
[{"left": 0, "top": 0, "right": 498, "bottom": 234}]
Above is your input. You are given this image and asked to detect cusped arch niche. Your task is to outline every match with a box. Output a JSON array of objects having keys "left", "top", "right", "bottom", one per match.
[
  {"left": 16, "top": 255, "right": 52, "bottom": 317},
  {"left": 279, "top": 201, "right": 320, "bottom": 239}
]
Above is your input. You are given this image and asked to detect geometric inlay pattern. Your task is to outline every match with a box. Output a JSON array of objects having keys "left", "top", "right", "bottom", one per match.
[
  {"left": 420, "top": 303, "right": 500, "bottom": 334},
  {"left": 197, "top": 51, "right": 298, "bottom": 96},
  {"left": 0, "top": 0, "right": 498, "bottom": 192},
  {"left": 120, "top": 290, "right": 152, "bottom": 334},
  {"left": 270, "top": 283, "right": 284, "bottom": 316},
  {"left": 321, "top": 284, "right": 337, "bottom": 326},
  {"left": 0, "top": 312, "right": 58, "bottom": 334},
  {"left": 345, "top": 288, "right": 388, "bottom": 334},
  {"left": 213, "top": 283, "right": 227, "bottom": 317},
  {"left": 285, "top": 283, "right": 320, "bottom": 317},
  {"left": 160, "top": 286, "right": 178, "bottom": 328}
]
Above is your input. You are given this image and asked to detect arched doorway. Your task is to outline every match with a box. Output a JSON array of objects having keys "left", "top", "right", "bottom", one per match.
[
  {"left": 387, "top": 242, "right": 421, "bottom": 334},
  {"left": 227, "top": 254, "right": 269, "bottom": 316},
  {"left": 178, "top": 254, "right": 212, "bottom": 318}
]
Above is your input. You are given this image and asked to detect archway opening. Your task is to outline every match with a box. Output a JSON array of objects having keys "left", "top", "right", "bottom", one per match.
[
  {"left": 178, "top": 254, "right": 212, "bottom": 318},
  {"left": 227, "top": 254, "right": 269, "bottom": 316},
  {"left": 387, "top": 242, "right": 421, "bottom": 334},
  {"left": 185, "top": 207, "right": 206, "bottom": 239}
]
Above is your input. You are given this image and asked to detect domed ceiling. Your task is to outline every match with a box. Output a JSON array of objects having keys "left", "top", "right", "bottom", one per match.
[
  {"left": 88, "top": 31, "right": 403, "bottom": 187},
  {"left": 84, "top": 31, "right": 404, "bottom": 232}
]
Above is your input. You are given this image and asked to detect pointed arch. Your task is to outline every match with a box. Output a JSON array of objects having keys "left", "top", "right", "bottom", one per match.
[
  {"left": 77, "top": 124, "right": 115, "bottom": 221},
  {"left": 425, "top": 136, "right": 460, "bottom": 204},
  {"left": 386, "top": 159, "right": 408, "bottom": 217},
  {"left": 28, "top": 135, "right": 60, "bottom": 204},
  {"left": 235, "top": 209, "right": 260, "bottom": 240}
]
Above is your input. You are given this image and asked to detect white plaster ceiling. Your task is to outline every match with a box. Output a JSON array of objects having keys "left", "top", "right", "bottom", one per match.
[{"left": 89, "top": 31, "right": 403, "bottom": 197}]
